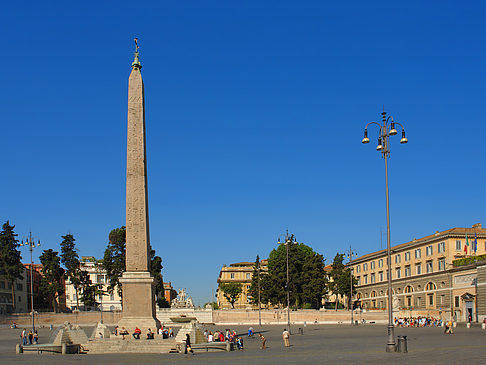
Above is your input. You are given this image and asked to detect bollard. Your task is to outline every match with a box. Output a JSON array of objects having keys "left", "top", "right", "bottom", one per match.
[
  {"left": 466, "top": 322, "right": 471, "bottom": 329},
  {"left": 396, "top": 336, "right": 403, "bottom": 352},
  {"left": 401, "top": 336, "right": 408, "bottom": 353},
  {"left": 16, "top": 344, "right": 23, "bottom": 354}
]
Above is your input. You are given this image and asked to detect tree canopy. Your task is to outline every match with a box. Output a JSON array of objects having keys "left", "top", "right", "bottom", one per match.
[
  {"left": 39, "top": 249, "right": 65, "bottom": 312},
  {"left": 0, "top": 221, "right": 23, "bottom": 311},
  {"left": 60, "top": 233, "right": 82, "bottom": 308},
  {"left": 218, "top": 282, "right": 242, "bottom": 308},
  {"left": 329, "top": 253, "right": 357, "bottom": 309},
  {"left": 262, "top": 239, "right": 327, "bottom": 309},
  {"left": 102, "top": 226, "right": 126, "bottom": 298}
]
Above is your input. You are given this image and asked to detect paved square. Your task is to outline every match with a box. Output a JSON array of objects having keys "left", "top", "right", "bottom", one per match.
[{"left": 2, "top": 324, "right": 485, "bottom": 364}]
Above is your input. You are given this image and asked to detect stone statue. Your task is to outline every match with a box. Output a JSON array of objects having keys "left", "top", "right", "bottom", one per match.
[
  {"left": 178, "top": 289, "right": 187, "bottom": 303},
  {"left": 186, "top": 297, "right": 193, "bottom": 308},
  {"left": 392, "top": 295, "right": 400, "bottom": 310}
]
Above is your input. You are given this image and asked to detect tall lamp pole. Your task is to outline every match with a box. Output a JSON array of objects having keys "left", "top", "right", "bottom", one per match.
[
  {"left": 361, "top": 110, "right": 408, "bottom": 352},
  {"left": 346, "top": 246, "right": 358, "bottom": 325},
  {"left": 20, "top": 233, "right": 41, "bottom": 333},
  {"left": 278, "top": 231, "right": 296, "bottom": 334}
]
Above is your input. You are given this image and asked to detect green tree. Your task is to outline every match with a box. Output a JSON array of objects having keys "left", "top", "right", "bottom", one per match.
[
  {"left": 157, "top": 297, "right": 171, "bottom": 308},
  {"left": 0, "top": 221, "right": 23, "bottom": 312},
  {"left": 248, "top": 255, "right": 265, "bottom": 306},
  {"left": 329, "top": 253, "right": 357, "bottom": 310},
  {"left": 39, "top": 249, "right": 65, "bottom": 312},
  {"left": 150, "top": 248, "right": 164, "bottom": 305},
  {"left": 218, "top": 282, "right": 242, "bottom": 308},
  {"left": 102, "top": 227, "right": 126, "bottom": 298},
  {"left": 60, "top": 233, "right": 82, "bottom": 308},
  {"left": 263, "top": 237, "right": 327, "bottom": 309}
]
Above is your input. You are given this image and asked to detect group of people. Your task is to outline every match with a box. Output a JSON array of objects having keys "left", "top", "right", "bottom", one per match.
[
  {"left": 114, "top": 325, "right": 175, "bottom": 340},
  {"left": 394, "top": 316, "right": 443, "bottom": 327},
  {"left": 19, "top": 328, "right": 39, "bottom": 345},
  {"left": 203, "top": 328, "right": 244, "bottom": 349}
]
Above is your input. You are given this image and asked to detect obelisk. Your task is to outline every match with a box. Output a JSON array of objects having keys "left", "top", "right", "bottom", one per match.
[{"left": 118, "top": 39, "right": 160, "bottom": 331}]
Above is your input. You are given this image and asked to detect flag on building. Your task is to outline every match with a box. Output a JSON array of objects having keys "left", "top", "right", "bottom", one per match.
[
  {"left": 474, "top": 233, "right": 478, "bottom": 253},
  {"left": 464, "top": 233, "right": 469, "bottom": 254}
]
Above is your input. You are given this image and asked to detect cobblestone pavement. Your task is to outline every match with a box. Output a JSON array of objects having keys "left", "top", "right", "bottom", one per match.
[{"left": 2, "top": 324, "right": 485, "bottom": 364}]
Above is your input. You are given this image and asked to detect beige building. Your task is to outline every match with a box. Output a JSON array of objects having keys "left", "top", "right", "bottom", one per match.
[
  {"left": 349, "top": 223, "right": 486, "bottom": 322},
  {"left": 0, "top": 269, "right": 28, "bottom": 314},
  {"left": 217, "top": 260, "right": 268, "bottom": 309},
  {"left": 65, "top": 256, "right": 122, "bottom": 311}
]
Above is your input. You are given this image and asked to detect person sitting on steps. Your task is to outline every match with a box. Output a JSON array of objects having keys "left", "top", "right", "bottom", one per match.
[{"left": 133, "top": 327, "right": 142, "bottom": 339}]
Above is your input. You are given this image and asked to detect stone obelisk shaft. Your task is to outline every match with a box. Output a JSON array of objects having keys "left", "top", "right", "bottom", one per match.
[
  {"left": 118, "top": 48, "right": 159, "bottom": 331},
  {"left": 126, "top": 64, "right": 150, "bottom": 272}
]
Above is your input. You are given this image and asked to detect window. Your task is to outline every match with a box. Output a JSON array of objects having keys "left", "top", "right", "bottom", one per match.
[
  {"left": 17, "top": 283, "right": 23, "bottom": 291},
  {"left": 66, "top": 294, "right": 70, "bottom": 300},
  {"left": 364, "top": 275, "right": 368, "bottom": 284},
  {"left": 356, "top": 265, "right": 361, "bottom": 273},
  {"left": 0, "top": 281, "right": 4, "bottom": 289},
  {"left": 405, "top": 266, "right": 411, "bottom": 277},
  {"left": 455, "top": 296, "right": 460, "bottom": 308},
  {"left": 363, "top": 263, "right": 368, "bottom": 271},
  {"left": 416, "top": 264, "right": 422, "bottom": 275},
  {"left": 246, "top": 285, "right": 250, "bottom": 290},
  {"left": 456, "top": 240, "right": 462, "bottom": 250},
  {"left": 405, "top": 252, "right": 410, "bottom": 261},
  {"left": 404, "top": 285, "right": 413, "bottom": 293},
  {"left": 415, "top": 249, "right": 421, "bottom": 259},
  {"left": 438, "top": 242, "right": 445, "bottom": 253},
  {"left": 370, "top": 261, "right": 375, "bottom": 270},
  {"left": 18, "top": 296, "right": 21, "bottom": 302},
  {"left": 378, "top": 259, "right": 383, "bottom": 268},
  {"left": 395, "top": 268, "right": 401, "bottom": 279},
  {"left": 395, "top": 255, "right": 401, "bottom": 264},
  {"left": 440, "top": 295, "right": 444, "bottom": 305},
  {"left": 407, "top": 296, "right": 412, "bottom": 307},
  {"left": 97, "top": 275, "right": 105, "bottom": 284},
  {"left": 379, "top": 271, "right": 384, "bottom": 282},
  {"left": 357, "top": 277, "right": 361, "bottom": 286},
  {"left": 416, "top": 297, "right": 421, "bottom": 306},
  {"left": 428, "top": 294, "right": 434, "bottom": 306},
  {"left": 371, "top": 273, "right": 375, "bottom": 283},
  {"left": 438, "top": 258, "right": 446, "bottom": 271},
  {"left": 426, "top": 261, "right": 433, "bottom": 273},
  {"left": 246, "top": 273, "right": 251, "bottom": 279},
  {"left": 230, "top": 273, "right": 235, "bottom": 279},
  {"left": 426, "top": 245, "right": 433, "bottom": 256}
]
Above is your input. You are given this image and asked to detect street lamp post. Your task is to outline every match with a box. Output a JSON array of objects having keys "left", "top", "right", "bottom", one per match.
[
  {"left": 361, "top": 110, "right": 408, "bottom": 352},
  {"left": 346, "top": 246, "right": 358, "bottom": 325},
  {"left": 278, "top": 232, "right": 296, "bottom": 334},
  {"left": 20, "top": 233, "right": 41, "bottom": 333}
]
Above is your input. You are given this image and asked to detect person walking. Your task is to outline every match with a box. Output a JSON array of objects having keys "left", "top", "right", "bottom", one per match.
[
  {"left": 20, "top": 328, "right": 27, "bottom": 345},
  {"left": 28, "top": 329, "right": 34, "bottom": 345},
  {"left": 185, "top": 334, "right": 194, "bottom": 354},
  {"left": 34, "top": 330, "right": 39, "bottom": 344},
  {"left": 259, "top": 333, "right": 266, "bottom": 349},
  {"left": 282, "top": 328, "right": 290, "bottom": 347}
]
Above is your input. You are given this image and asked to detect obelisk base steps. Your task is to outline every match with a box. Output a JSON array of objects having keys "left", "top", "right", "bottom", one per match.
[{"left": 118, "top": 271, "right": 160, "bottom": 332}]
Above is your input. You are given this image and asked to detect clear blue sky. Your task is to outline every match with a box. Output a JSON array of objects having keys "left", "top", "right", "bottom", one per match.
[{"left": 2, "top": 1, "right": 485, "bottom": 305}]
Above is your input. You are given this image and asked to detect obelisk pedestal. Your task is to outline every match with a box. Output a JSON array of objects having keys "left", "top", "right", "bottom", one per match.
[{"left": 118, "top": 40, "right": 160, "bottom": 332}]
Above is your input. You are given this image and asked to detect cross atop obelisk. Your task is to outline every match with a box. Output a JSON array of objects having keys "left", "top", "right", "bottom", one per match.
[{"left": 119, "top": 39, "right": 160, "bottom": 331}]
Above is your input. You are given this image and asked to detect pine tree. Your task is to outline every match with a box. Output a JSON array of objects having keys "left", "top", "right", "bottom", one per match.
[
  {"left": 39, "top": 249, "right": 65, "bottom": 312},
  {"left": 60, "top": 233, "right": 81, "bottom": 308},
  {"left": 248, "top": 255, "right": 264, "bottom": 307},
  {"left": 102, "top": 227, "right": 126, "bottom": 298},
  {"left": 0, "top": 221, "right": 23, "bottom": 312}
]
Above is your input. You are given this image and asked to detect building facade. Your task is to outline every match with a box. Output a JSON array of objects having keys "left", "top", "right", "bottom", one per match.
[
  {"left": 349, "top": 224, "right": 486, "bottom": 322},
  {"left": 64, "top": 256, "right": 122, "bottom": 311},
  {"left": 217, "top": 260, "right": 268, "bottom": 309},
  {"left": 0, "top": 268, "right": 29, "bottom": 314}
]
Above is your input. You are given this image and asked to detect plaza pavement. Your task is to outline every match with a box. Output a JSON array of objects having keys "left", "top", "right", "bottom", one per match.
[{"left": 1, "top": 324, "right": 485, "bottom": 364}]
